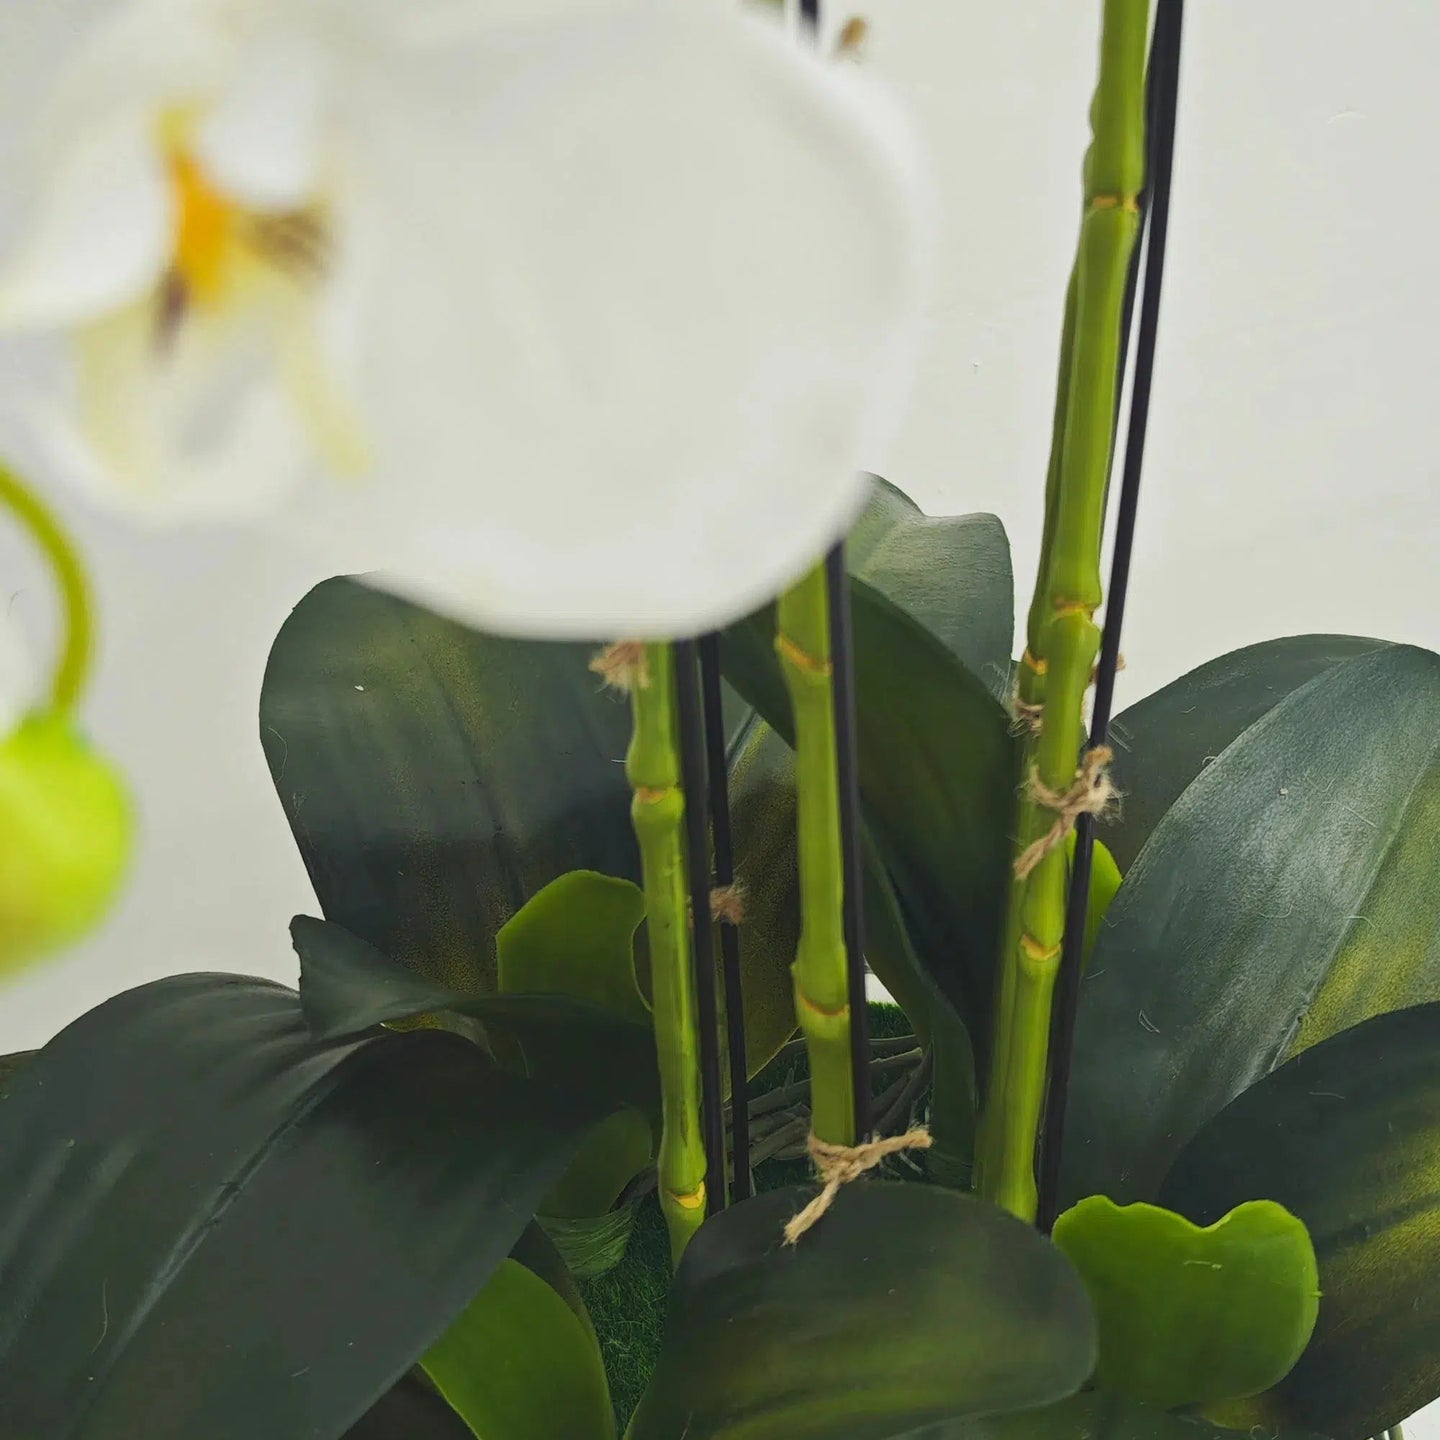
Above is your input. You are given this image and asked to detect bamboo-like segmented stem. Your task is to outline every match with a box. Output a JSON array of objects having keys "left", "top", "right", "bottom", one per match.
[
  {"left": 776, "top": 562, "right": 855, "bottom": 1146},
  {"left": 626, "top": 643, "right": 707, "bottom": 1262},
  {"left": 983, "top": 267, "right": 1076, "bottom": 1182},
  {"left": 0, "top": 462, "right": 94, "bottom": 713},
  {"left": 979, "top": 0, "right": 1149, "bottom": 1221}
]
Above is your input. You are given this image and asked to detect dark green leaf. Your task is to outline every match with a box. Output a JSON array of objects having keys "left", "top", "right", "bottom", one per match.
[
  {"left": 1159, "top": 1003, "right": 1440, "bottom": 1440},
  {"left": 343, "top": 1376, "right": 473, "bottom": 1440},
  {"left": 1051, "top": 1196, "right": 1317, "bottom": 1410},
  {"left": 863, "top": 826, "right": 976, "bottom": 1180},
  {"left": 0, "top": 973, "right": 614, "bottom": 1439},
  {"left": 261, "top": 577, "right": 638, "bottom": 993},
  {"left": 1062, "top": 644, "right": 1440, "bottom": 1205},
  {"left": 916, "top": 1391, "right": 1325, "bottom": 1440},
  {"left": 1102, "top": 635, "right": 1388, "bottom": 871},
  {"left": 626, "top": 1183, "right": 1094, "bottom": 1440},
  {"left": 0, "top": 1048, "right": 34, "bottom": 1093},
  {"left": 846, "top": 475, "right": 1014, "bottom": 697},
  {"left": 724, "top": 578, "right": 1016, "bottom": 1058},
  {"left": 292, "top": 916, "right": 659, "bottom": 1121},
  {"left": 507, "top": 1221, "right": 596, "bottom": 1335},
  {"left": 349, "top": 1223, "right": 602, "bottom": 1438},
  {"left": 724, "top": 714, "right": 805, "bottom": 1075},
  {"left": 494, "top": 873, "right": 655, "bottom": 1217},
  {"left": 421, "top": 1259, "right": 615, "bottom": 1440}
]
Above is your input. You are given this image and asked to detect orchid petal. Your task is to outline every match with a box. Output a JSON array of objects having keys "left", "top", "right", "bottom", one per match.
[
  {"left": 197, "top": 26, "right": 330, "bottom": 211},
  {"left": 308, "top": 5, "right": 932, "bottom": 638},
  {"left": 38, "top": 291, "right": 310, "bottom": 522},
  {"left": 0, "top": 111, "right": 171, "bottom": 332}
]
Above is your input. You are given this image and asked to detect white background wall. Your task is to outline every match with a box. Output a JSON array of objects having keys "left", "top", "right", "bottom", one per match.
[{"left": 1, "top": 1, "right": 1436, "bottom": 1424}]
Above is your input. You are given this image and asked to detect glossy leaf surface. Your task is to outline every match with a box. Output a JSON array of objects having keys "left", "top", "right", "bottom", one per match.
[
  {"left": 1052, "top": 1196, "right": 1317, "bottom": 1410},
  {"left": 493, "top": 873, "right": 655, "bottom": 1215},
  {"left": 1159, "top": 1003, "right": 1440, "bottom": 1440},
  {"left": 265, "top": 581, "right": 798, "bottom": 1079},
  {"left": 846, "top": 475, "right": 1014, "bottom": 697},
  {"left": 343, "top": 1377, "right": 473, "bottom": 1440},
  {"left": 422, "top": 1260, "right": 615, "bottom": 1440},
  {"left": 627, "top": 1184, "right": 1094, "bottom": 1440},
  {"left": 292, "top": 916, "right": 659, "bottom": 1120},
  {"left": 0, "top": 974, "right": 613, "bottom": 1439},
  {"left": 1063, "top": 644, "right": 1440, "bottom": 1204},
  {"left": 498, "top": 871, "right": 650, "bottom": 1028},
  {"left": 917, "top": 1391, "right": 1325, "bottom": 1440},
  {"left": 261, "top": 577, "right": 638, "bottom": 993},
  {"left": 1102, "top": 634, "right": 1388, "bottom": 870}
]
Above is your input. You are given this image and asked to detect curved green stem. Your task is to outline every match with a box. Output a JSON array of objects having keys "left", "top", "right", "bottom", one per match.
[
  {"left": 777, "top": 562, "right": 855, "bottom": 1146},
  {"left": 979, "top": 0, "right": 1149, "bottom": 1221},
  {"left": 0, "top": 462, "right": 94, "bottom": 713},
  {"left": 626, "top": 644, "right": 706, "bottom": 1262}
]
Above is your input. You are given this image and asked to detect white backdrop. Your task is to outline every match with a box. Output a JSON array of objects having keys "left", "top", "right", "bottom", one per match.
[{"left": 1, "top": 3, "right": 1437, "bottom": 1422}]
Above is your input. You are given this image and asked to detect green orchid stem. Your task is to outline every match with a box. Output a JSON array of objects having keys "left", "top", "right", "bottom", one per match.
[
  {"left": 626, "top": 643, "right": 707, "bottom": 1263},
  {"left": 979, "top": 0, "right": 1148, "bottom": 1222},
  {"left": 777, "top": 562, "right": 855, "bottom": 1147},
  {"left": 0, "top": 463, "right": 94, "bottom": 714}
]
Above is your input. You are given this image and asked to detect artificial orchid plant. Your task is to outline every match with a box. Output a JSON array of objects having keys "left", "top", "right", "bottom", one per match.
[{"left": 0, "top": 3, "right": 1438, "bottom": 1440}]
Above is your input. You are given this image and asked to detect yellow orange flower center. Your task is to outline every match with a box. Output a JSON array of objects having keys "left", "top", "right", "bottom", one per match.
[{"left": 169, "top": 151, "right": 236, "bottom": 306}]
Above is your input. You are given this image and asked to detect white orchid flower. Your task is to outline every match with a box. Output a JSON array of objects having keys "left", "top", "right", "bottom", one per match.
[{"left": 0, "top": 0, "right": 931, "bottom": 639}]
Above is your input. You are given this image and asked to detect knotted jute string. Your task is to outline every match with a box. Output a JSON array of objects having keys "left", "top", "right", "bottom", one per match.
[
  {"left": 1011, "top": 655, "right": 1126, "bottom": 736},
  {"left": 783, "top": 1127, "right": 933, "bottom": 1245},
  {"left": 589, "top": 640, "right": 649, "bottom": 692},
  {"left": 1013, "top": 745, "right": 1117, "bottom": 881},
  {"left": 1009, "top": 697, "right": 1044, "bottom": 736},
  {"left": 709, "top": 882, "right": 746, "bottom": 925}
]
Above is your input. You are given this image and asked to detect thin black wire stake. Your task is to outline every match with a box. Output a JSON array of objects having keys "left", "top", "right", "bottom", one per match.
[
  {"left": 827, "top": 543, "right": 874, "bottom": 1142},
  {"left": 674, "top": 638, "right": 729, "bottom": 1213},
  {"left": 1037, "top": 0, "right": 1185, "bottom": 1233},
  {"left": 698, "top": 633, "right": 752, "bottom": 1201}
]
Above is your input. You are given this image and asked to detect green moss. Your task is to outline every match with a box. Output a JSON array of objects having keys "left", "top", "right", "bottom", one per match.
[
  {"left": 580, "top": 1004, "right": 917, "bottom": 1428},
  {"left": 577, "top": 1194, "right": 672, "bottom": 1426}
]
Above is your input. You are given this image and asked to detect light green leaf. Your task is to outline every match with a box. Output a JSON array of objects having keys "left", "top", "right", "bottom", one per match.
[
  {"left": 917, "top": 1390, "right": 1328, "bottom": 1440},
  {"left": 1159, "top": 1002, "right": 1440, "bottom": 1440},
  {"left": 498, "top": 871, "right": 650, "bottom": 1028},
  {"left": 1052, "top": 1196, "right": 1318, "bottom": 1410},
  {"left": 422, "top": 1260, "right": 615, "bottom": 1440},
  {"left": 1065, "top": 830, "right": 1123, "bottom": 962},
  {"left": 494, "top": 873, "right": 656, "bottom": 1219}
]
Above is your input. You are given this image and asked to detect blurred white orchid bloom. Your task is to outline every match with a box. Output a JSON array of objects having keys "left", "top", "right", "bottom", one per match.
[{"left": 0, "top": 0, "right": 931, "bottom": 638}]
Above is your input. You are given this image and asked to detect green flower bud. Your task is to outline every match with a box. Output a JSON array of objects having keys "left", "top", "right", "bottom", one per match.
[{"left": 0, "top": 713, "right": 132, "bottom": 977}]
